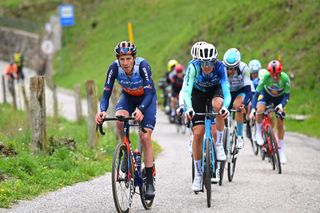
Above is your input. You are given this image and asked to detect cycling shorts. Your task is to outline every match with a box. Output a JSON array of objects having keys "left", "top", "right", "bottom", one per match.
[
  {"left": 257, "top": 91, "right": 284, "bottom": 107},
  {"left": 115, "top": 92, "right": 157, "bottom": 130},
  {"left": 191, "top": 85, "right": 223, "bottom": 127}
]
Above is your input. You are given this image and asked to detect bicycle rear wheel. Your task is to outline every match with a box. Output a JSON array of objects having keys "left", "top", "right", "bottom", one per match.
[
  {"left": 268, "top": 128, "right": 282, "bottom": 174},
  {"left": 228, "top": 130, "right": 238, "bottom": 182},
  {"left": 205, "top": 139, "right": 212, "bottom": 208},
  {"left": 111, "top": 143, "right": 133, "bottom": 213}
]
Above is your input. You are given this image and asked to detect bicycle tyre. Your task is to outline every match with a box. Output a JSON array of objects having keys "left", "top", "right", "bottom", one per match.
[
  {"left": 139, "top": 168, "right": 154, "bottom": 209},
  {"left": 205, "top": 139, "right": 212, "bottom": 208},
  {"left": 268, "top": 128, "right": 282, "bottom": 174},
  {"left": 218, "top": 161, "right": 225, "bottom": 186},
  {"left": 112, "top": 143, "right": 132, "bottom": 213},
  {"left": 250, "top": 119, "right": 259, "bottom": 155},
  {"left": 228, "top": 130, "right": 237, "bottom": 182}
]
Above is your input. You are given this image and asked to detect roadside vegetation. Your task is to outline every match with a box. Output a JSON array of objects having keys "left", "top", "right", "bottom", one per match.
[{"left": 0, "top": 104, "right": 161, "bottom": 207}]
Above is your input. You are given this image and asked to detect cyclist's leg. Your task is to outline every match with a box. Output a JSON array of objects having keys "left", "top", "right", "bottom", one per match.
[
  {"left": 212, "top": 96, "right": 226, "bottom": 161},
  {"left": 234, "top": 93, "right": 245, "bottom": 148},
  {"left": 256, "top": 93, "right": 267, "bottom": 146},
  {"left": 115, "top": 93, "right": 135, "bottom": 141},
  {"left": 140, "top": 95, "right": 157, "bottom": 198}
]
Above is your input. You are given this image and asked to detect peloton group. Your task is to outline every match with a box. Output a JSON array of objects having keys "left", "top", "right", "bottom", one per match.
[{"left": 96, "top": 40, "right": 291, "bottom": 197}]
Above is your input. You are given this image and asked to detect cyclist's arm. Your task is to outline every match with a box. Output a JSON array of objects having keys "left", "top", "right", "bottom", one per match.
[
  {"left": 138, "top": 60, "right": 156, "bottom": 113},
  {"left": 251, "top": 73, "right": 267, "bottom": 109},
  {"left": 219, "top": 65, "right": 231, "bottom": 108},
  {"left": 281, "top": 72, "right": 291, "bottom": 107},
  {"left": 183, "top": 64, "right": 196, "bottom": 110},
  {"left": 100, "top": 63, "right": 118, "bottom": 112}
]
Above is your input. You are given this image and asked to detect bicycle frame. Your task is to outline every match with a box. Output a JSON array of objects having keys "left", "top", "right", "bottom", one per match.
[
  {"left": 260, "top": 107, "right": 280, "bottom": 156},
  {"left": 201, "top": 114, "right": 216, "bottom": 176}
]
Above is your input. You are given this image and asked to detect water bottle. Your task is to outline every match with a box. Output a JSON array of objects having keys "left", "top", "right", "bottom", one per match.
[{"left": 134, "top": 149, "right": 141, "bottom": 172}]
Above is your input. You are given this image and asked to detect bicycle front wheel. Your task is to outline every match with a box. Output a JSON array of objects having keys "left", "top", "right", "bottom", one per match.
[
  {"left": 111, "top": 143, "right": 133, "bottom": 213},
  {"left": 268, "top": 128, "right": 282, "bottom": 174},
  {"left": 228, "top": 130, "right": 238, "bottom": 182},
  {"left": 204, "top": 139, "right": 212, "bottom": 208},
  {"left": 250, "top": 119, "right": 259, "bottom": 155}
]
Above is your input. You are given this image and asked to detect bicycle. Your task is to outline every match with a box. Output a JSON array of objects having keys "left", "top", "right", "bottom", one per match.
[
  {"left": 257, "top": 106, "right": 283, "bottom": 174},
  {"left": 97, "top": 116, "right": 155, "bottom": 212},
  {"left": 190, "top": 105, "right": 225, "bottom": 208},
  {"left": 223, "top": 109, "right": 241, "bottom": 183}
]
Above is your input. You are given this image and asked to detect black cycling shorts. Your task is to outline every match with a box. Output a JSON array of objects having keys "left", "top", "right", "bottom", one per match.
[{"left": 191, "top": 85, "right": 223, "bottom": 127}]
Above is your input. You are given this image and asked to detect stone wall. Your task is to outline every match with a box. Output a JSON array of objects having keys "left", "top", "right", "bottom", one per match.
[{"left": 0, "top": 27, "right": 43, "bottom": 71}]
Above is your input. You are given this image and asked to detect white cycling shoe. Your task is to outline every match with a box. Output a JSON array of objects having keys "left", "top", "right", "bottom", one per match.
[
  {"left": 192, "top": 175, "right": 203, "bottom": 191},
  {"left": 256, "top": 131, "right": 264, "bottom": 146},
  {"left": 279, "top": 149, "right": 287, "bottom": 164},
  {"left": 216, "top": 145, "right": 226, "bottom": 161},
  {"left": 236, "top": 137, "right": 244, "bottom": 149}
]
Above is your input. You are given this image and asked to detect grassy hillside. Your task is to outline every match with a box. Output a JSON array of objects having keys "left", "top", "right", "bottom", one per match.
[{"left": 1, "top": 0, "right": 319, "bottom": 137}]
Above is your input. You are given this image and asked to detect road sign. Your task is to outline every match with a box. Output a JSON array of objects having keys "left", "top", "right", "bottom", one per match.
[
  {"left": 59, "top": 4, "right": 74, "bottom": 27},
  {"left": 41, "top": 40, "right": 54, "bottom": 55}
]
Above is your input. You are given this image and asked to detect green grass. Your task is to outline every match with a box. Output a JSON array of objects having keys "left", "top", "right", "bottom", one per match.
[{"left": 0, "top": 104, "right": 161, "bottom": 208}]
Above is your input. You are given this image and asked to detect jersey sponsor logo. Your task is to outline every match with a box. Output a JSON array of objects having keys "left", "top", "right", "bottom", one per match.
[
  {"left": 258, "top": 94, "right": 264, "bottom": 101},
  {"left": 142, "top": 67, "right": 150, "bottom": 81},
  {"left": 107, "top": 69, "right": 113, "bottom": 84},
  {"left": 122, "top": 87, "right": 144, "bottom": 96}
]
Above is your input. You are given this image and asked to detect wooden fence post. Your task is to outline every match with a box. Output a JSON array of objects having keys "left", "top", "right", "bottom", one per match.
[
  {"left": 1, "top": 75, "right": 6, "bottom": 104},
  {"left": 86, "top": 80, "right": 98, "bottom": 148},
  {"left": 10, "top": 79, "right": 17, "bottom": 110},
  {"left": 74, "top": 84, "right": 82, "bottom": 122},
  {"left": 52, "top": 85, "right": 58, "bottom": 123},
  {"left": 30, "top": 76, "right": 47, "bottom": 152},
  {"left": 20, "top": 84, "right": 29, "bottom": 111}
]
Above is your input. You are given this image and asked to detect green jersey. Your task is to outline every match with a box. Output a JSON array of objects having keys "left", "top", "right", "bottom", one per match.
[{"left": 256, "top": 72, "right": 291, "bottom": 97}]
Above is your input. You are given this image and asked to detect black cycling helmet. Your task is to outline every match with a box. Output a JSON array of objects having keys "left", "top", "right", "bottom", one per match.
[{"left": 114, "top": 41, "right": 137, "bottom": 57}]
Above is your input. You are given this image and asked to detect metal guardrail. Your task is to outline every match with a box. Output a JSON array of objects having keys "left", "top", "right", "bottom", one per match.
[{"left": 0, "top": 16, "right": 40, "bottom": 33}]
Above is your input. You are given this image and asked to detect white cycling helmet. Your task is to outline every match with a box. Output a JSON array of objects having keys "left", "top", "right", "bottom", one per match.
[
  {"left": 190, "top": 41, "right": 207, "bottom": 59},
  {"left": 223, "top": 48, "right": 241, "bottom": 68},
  {"left": 258, "top": 68, "right": 268, "bottom": 79},
  {"left": 197, "top": 43, "right": 218, "bottom": 62},
  {"left": 248, "top": 59, "right": 262, "bottom": 73}
]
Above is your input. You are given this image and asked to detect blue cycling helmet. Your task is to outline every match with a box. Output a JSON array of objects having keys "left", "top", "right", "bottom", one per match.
[
  {"left": 114, "top": 41, "right": 137, "bottom": 57},
  {"left": 223, "top": 48, "right": 241, "bottom": 68},
  {"left": 248, "top": 59, "right": 261, "bottom": 74}
]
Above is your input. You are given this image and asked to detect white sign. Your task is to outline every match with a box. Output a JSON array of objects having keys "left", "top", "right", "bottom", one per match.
[{"left": 41, "top": 40, "right": 54, "bottom": 55}]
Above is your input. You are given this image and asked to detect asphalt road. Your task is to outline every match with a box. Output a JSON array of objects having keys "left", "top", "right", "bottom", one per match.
[{"left": 1, "top": 110, "right": 320, "bottom": 213}]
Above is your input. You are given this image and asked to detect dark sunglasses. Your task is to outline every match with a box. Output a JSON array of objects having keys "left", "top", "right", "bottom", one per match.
[{"left": 200, "top": 60, "right": 215, "bottom": 67}]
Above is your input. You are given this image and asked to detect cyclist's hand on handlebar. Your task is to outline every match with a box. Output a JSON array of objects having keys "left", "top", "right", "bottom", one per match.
[
  {"left": 219, "top": 106, "right": 229, "bottom": 119},
  {"left": 250, "top": 109, "right": 256, "bottom": 119},
  {"left": 96, "top": 111, "right": 107, "bottom": 124},
  {"left": 186, "top": 108, "right": 195, "bottom": 120},
  {"left": 176, "top": 105, "right": 184, "bottom": 117},
  {"left": 275, "top": 104, "right": 283, "bottom": 113},
  {"left": 132, "top": 108, "right": 144, "bottom": 122},
  {"left": 239, "top": 104, "right": 247, "bottom": 114}
]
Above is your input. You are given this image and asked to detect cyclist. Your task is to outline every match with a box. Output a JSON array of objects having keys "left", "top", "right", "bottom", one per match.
[
  {"left": 4, "top": 60, "right": 18, "bottom": 81},
  {"left": 169, "top": 63, "right": 184, "bottom": 122},
  {"left": 246, "top": 59, "right": 261, "bottom": 137},
  {"left": 13, "top": 51, "right": 24, "bottom": 81},
  {"left": 95, "top": 41, "right": 157, "bottom": 199},
  {"left": 183, "top": 42, "right": 231, "bottom": 191},
  {"left": 162, "top": 59, "right": 178, "bottom": 114},
  {"left": 250, "top": 60, "right": 291, "bottom": 164},
  {"left": 223, "top": 48, "right": 252, "bottom": 149}
]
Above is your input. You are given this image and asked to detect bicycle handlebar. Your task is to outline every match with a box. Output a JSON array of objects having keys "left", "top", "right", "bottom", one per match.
[{"left": 96, "top": 115, "right": 147, "bottom": 135}]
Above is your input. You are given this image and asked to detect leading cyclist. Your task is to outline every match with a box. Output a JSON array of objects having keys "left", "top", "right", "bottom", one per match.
[
  {"left": 95, "top": 41, "right": 157, "bottom": 199},
  {"left": 182, "top": 42, "right": 231, "bottom": 191}
]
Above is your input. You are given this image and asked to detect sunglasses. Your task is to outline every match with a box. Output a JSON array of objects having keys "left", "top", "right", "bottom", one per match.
[
  {"left": 227, "top": 66, "right": 238, "bottom": 71},
  {"left": 200, "top": 61, "right": 215, "bottom": 67}
]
